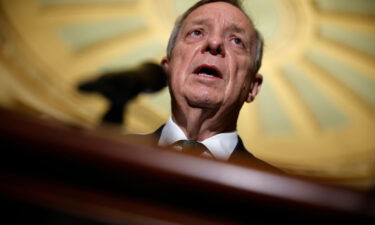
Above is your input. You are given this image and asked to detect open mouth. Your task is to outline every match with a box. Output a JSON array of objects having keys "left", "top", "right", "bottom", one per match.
[{"left": 193, "top": 64, "right": 222, "bottom": 79}]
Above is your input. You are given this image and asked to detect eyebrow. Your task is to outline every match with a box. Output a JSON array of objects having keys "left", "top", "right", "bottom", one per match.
[
  {"left": 188, "top": 19, "right": 247, "bottom": 34},
  {"left": 227, "top": 24, "right": 246, "bottom": 35},
  {"left": 189, "top": 18, "right": 210, "bottom": 26}
]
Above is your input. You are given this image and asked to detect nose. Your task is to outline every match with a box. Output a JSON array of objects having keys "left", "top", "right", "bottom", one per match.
[{"left": 202, "top": 34, "right": 225, "bottom": 57}]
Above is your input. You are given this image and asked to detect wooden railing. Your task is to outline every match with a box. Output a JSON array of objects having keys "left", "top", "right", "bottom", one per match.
[{"left": 0, "top": 107, "right": 374, "bottom": 224}]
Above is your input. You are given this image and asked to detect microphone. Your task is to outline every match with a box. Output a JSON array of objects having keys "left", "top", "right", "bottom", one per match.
[{"left": 78, "top": 62, "right": 167, "bottom": 125}]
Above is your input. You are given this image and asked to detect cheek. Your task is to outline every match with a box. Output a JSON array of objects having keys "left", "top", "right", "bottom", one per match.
[
  {"left": 172, "top": 42, "right": 191, "bottom": 60},
  {"left": 225, "top": 61, "right": 252, "bottom": 100},
  {"left": 169, "top": 45, "right": 198, "bottom": 81},
  {"left": 168, "top": 59, "right": 188, "bottom": 93},
  {"left": 236, "top": 59, "right": 252, "bottom": 85},
  {"left": 228, "top": 56, "right": 251, "bottom": 86}
]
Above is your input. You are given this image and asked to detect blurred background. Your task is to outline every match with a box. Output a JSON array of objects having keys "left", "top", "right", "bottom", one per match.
[{"left": 0, "top": 0, "right": 374, "bottom": 189}]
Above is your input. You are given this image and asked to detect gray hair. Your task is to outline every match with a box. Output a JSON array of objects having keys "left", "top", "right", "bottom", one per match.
[{"left": 166, "top": 0, "right": 264, "bottom": 75}]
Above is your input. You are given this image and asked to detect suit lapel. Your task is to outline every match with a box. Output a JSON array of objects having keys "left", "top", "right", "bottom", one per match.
[
  {"left": 228, "top": 136, "right": 256, "bottom": 162},
  {"left": 229, "top": 136, "right": 281, "bottom": 171},
  {"left": 128, "top": 125, "right": 280, "bottom": 171}
]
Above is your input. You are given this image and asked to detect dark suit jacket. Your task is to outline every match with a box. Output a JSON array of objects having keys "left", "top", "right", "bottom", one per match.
[{"left": 126, "top": 125, "right": 281, "bottom": 172}]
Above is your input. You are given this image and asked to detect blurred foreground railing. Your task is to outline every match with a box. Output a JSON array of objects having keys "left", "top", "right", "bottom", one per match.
[{"left": 0, "top": 107, "right": 374, "bottom": 224}]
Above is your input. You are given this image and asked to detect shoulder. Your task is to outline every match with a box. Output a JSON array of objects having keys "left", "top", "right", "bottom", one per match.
[{"left": 229, "top": 137, "right": 282, "bottom": 173}]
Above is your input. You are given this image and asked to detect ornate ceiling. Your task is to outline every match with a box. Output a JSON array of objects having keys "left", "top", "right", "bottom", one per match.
[{"left": 0, "top": 0, "right": 374, "bottom": 186}]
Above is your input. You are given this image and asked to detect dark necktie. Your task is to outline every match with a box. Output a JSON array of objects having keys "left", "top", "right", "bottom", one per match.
[{"left": 169, "top": 140, "right": 210, "bottom": 157}]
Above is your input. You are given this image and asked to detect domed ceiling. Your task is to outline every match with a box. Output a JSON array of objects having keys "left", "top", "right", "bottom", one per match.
[{"left": 0, "top": 0, "right": 374, "bottom": 185}]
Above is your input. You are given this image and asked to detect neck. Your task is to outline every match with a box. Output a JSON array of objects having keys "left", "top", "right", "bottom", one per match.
[{"left": 171, "top": 102, "right": 238, "bottom": 141}]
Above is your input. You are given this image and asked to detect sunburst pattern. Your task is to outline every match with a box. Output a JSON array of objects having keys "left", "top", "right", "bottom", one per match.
[{"left": 0, "top": 0, "right": 374, "bottom": 185}]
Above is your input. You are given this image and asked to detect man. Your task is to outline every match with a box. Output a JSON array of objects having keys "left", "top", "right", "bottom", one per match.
[{"left": 130, "top": 0, "right": 276, "bottom": 170}]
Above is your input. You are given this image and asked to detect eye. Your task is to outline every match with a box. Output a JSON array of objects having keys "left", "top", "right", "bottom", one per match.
[
  {"left": 231, "top": 37, "right": 243, "bottom": 46},
  {"left": 185, "top": 29, "right": 204, "bottom": 42},
  {"left": 190, "top": 29, "right": 202, "bottom": 37}
]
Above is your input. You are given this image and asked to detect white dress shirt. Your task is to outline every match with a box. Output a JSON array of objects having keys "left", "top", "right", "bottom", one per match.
[{"left": 158, "top": 118, "right": 238, "bottom": 160}]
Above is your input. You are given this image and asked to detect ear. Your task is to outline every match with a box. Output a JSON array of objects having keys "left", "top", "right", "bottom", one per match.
[
  {"left": 246, "top": 73, "right": 263, "bottom": 103},
  {"left": 161, "top": 56, "right": 169, "bottom": 72}
]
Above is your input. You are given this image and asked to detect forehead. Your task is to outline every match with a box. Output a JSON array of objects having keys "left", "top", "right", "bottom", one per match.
[{"left": 182, "top": 2, "right": 254, "bottom": 34}]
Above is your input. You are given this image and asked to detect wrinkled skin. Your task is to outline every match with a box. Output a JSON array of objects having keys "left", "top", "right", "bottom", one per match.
[{"left": 162, "top": 2, "right": 263, "bottom": 141}]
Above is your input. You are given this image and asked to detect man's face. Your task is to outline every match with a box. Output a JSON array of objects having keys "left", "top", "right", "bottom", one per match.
[{"left": 163, "top": 2, "right": 260, "bottom": 113}]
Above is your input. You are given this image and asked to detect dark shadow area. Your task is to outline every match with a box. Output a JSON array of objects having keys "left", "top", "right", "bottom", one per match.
[
  {"left": 0, "top": 107, "right": 374, "bottom": 224},
  {"left": 77, "top": 62, "right": 167, "bottom": 125}
]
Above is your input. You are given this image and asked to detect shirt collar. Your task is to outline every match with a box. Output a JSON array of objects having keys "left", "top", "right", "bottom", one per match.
[{"left": 158, "top": 117, "right": 238, "bottom": 160}]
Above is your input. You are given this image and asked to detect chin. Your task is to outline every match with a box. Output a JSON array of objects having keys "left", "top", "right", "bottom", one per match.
[{"left": 186, "top": 96, "right": 220, "bottom": 109}]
